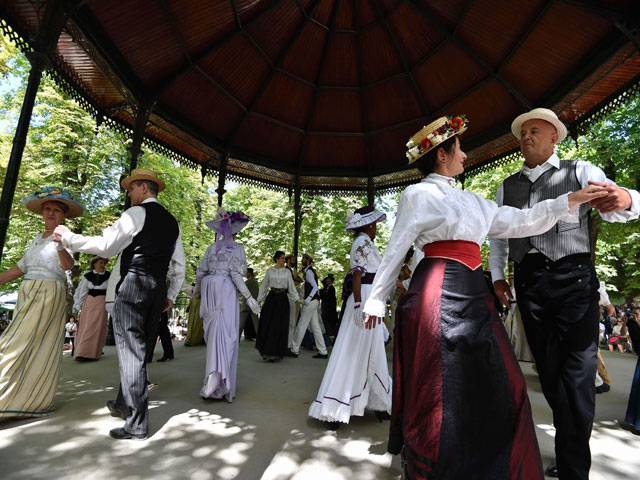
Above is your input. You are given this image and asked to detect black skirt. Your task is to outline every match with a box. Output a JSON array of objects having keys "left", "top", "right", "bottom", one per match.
[
  {"left": 256, "top": 289, "right": 290, "bottom": 358},
  {"left": 392, "top": 258, "right": 543, "bottom": 480}
]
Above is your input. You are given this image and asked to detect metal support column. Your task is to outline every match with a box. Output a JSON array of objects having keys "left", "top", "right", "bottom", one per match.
[
  {"left": 0, "top": 0, "right": 78, "bottom": 261},
  {"left": 367, "top": 176, "right": 375, "bottom": 207},
  {"left": 216, "top": 153, "right": 229, "bottom": 207},
  {"left": 292, "top": 179, "right": 302, "bottom": 264}
]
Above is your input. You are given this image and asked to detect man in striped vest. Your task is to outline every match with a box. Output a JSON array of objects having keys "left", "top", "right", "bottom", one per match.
[
  {"left": 489, "top": 108, "right": 640, "bottom": 480},
  {"left": 54, "top": 169, "right": 185, "bottom": 440}
]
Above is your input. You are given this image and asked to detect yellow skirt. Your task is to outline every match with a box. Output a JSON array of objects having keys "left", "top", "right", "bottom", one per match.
[
  {"left": 0, "top": 279, "right": 68, "bottom": 418},
  {"left": 184, "top": 296, "right": 204, "bottom": 346}
]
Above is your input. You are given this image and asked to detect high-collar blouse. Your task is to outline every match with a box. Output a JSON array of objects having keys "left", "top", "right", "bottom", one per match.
[
  {"left": 195, "top": 242, "right": 253, "bottom": 300},
  {"left": 17, "top": 234, "right": 71, "bottom": 284},
  {"left": 257, "top": 266, "right": 299, "bottom": 304},
  {"left": 363, "top": 173, "right": 571, "bottom": 317}
]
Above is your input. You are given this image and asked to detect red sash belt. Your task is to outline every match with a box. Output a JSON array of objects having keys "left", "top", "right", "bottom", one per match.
[{"left": 423, "top": 240, "right": 482, "bottom": 270}]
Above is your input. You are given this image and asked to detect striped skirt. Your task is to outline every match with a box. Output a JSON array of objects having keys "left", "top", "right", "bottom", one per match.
[{"left": 0, "top": 279, "right": 68, "bottom": 418}]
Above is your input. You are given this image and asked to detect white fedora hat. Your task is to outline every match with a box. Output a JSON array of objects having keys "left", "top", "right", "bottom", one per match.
[{"left": 511, "top": 108, "right": 567, "bottom": 142}]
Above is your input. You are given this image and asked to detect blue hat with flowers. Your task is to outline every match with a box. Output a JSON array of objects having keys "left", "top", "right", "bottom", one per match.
[{"left": 22, "top": 186, "right": 84, "bottom": 218}]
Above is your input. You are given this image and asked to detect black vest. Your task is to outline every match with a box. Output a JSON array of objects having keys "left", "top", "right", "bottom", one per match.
[
  {"left": 304, "top": 266, "right": 320, "bottom": 300},
  {"left": 502, "top": 160, "right": 592, "bottom": 262},
  {"left": 120, "top": 202, "right": 179, "bottom": 280}
]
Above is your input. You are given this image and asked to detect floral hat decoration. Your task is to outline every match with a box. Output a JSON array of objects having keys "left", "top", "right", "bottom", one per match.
[
  {"left": 22, "top": 186, "right": 84, "bottom": 218},
  {"left": 205, "top": 208, "right": 250, "bottom": 252},
  {"left": 405, "top": 115, "right": 469, "bottom": 164}
]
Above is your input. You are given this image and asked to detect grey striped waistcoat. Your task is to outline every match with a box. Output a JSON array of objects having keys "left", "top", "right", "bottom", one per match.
[{"left": 502, "top": 160, "right": 591, "bottom": 263}]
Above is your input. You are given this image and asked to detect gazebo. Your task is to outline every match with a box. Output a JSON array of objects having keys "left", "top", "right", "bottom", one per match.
[{"left": 0, "top": 0, "right": 639, "bottom": 260}]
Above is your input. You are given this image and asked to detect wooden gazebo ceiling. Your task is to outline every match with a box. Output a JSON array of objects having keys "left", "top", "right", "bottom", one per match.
[{"left": 1, "top": 1, "right": 639, "bottom": 192}]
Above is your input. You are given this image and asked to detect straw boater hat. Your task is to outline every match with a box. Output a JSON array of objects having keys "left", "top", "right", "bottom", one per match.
[
  {"left": 22, "top": 187, "right": 84, "bottom": 219},
  {"left": 510, "top": 108, "right": 567, "bottom": 142},
  {"left": 120, "top": 168, "right": 166, "bottom": 192},
  {"left": 405, "top": 115, "right": 469, "bottom": 164},
  {"left": 345, "top": 206, "right": 386, "bottom": 231}
]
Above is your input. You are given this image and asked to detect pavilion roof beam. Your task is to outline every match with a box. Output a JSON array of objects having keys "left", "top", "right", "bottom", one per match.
[
  {"left": 355, "top": 0, "right": 374, "bottom": 197},
  {"left": 156, "top": 0, "right": 285, "bottom": 95},
  {"left": 403, "top": 0, "right": 532, "bottom": 110},
  {"left": 224, "top": 0, "right": 323, "bottom": 150},
  {"left": 294, "top": 0, "right": 342, "bottom": 179},
  {"left": 371, "top": 0, "right": 429, "bottom": 116}
]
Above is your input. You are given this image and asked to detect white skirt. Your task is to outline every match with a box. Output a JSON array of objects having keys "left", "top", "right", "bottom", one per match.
[{"left": 308, "top": 284, "right": 392, "bottom": 423}]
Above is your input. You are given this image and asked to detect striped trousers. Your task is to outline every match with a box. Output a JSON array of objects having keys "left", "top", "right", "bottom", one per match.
[{"left": 112, "top": 272, "right": 166, "bottom": 435}]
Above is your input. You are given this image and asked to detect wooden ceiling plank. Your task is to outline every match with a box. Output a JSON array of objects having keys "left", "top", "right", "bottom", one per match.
[
  {"left": 156, "top": 0, "right": 283, "bottom": 96},
  {"left": 295, "top": 0, "right": 343, "bottom": 175},
  {"left": 226, "top": 0, "right": 324, "bottom": 149},
  {"left": 371, "top": 0, "right": 429, "bottom": 116},
  {"left": 404, "top": 0, "right": 532, "bottom": 110}
]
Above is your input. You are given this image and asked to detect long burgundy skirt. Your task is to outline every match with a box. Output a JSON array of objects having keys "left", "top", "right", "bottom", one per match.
[{"left": 391, "top": 258, "right": 543, "bottom": 479}]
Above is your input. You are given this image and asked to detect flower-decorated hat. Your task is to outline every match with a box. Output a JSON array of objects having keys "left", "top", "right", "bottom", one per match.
[
  {"left": 206, "top": 208, "right": 250, "bottom": 251},
  {"left": 22, "top": 187, "right": 84, "bottom": 218},
  {"left": 346, "top": 206, "right": 386, "bottom": 231},
  {"left": 510, "top": 108, "right": 567, "bottom": 142},
  {"left": 405, "top": 115, "right": 468, "bottom": 164},
  {"left": 120, "top": 168, "right": 166, "bottom": 192}
]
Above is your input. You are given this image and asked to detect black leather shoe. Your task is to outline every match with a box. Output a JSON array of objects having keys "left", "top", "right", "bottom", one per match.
[
  {"left": 595, "top": 383, "right": 611, "bottom": 394},
  {"left": 620, "top": 420, "right": 640, "bottom": 435},
  {"left": 106, "top": 400, "right": 127, "bottom": 419},
  {"left": 375, "top": 411, "right": 391, "bottom": 422},
  {"left": 157, "top": 356, "right": 174, "bottom": 362},
  {"left": 284, "top": 349, "right": 298, "bottom": 358},
  {"left": 544, "top": 465, "right": 559, "bottom": 478},
  {"left": 109, "top": 427, "right": 147, "bottom": 440},
  {"left": 313, "top": 353, "right": 328, "bottom": 359}
]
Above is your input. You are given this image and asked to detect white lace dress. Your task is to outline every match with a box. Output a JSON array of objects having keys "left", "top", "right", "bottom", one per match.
[
  {"left": 195, "top": 241, "right": 253, "bottom": 401},
  {"left": 308, "top": 232, "right": 392, "bottom": 423}
]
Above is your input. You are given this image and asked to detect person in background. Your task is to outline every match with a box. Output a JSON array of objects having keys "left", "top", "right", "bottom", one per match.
[
  {"left": 73, "top": 256, "right": 110, "bottom": 361},
  {"left": 239, "top": 267, "right": 259, "bottom": 341},
  {"left": 65, "top": 316, "right": 78, "bottom": 355},
  {"left": 622, "top": 306, "right": 640, "bottom": 435}
]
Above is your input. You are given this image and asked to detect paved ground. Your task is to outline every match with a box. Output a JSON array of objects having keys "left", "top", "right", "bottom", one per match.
[{"left": 0, "top": 341, "right": 638, "bottom": 480}]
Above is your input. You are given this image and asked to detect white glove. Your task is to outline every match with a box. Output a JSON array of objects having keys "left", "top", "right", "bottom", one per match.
[
  {"left": 247, "top": 297, "right": 261, "bottom": 316},
  {"left": 353, "top": 302, "right": 364, "bottom": 328}
]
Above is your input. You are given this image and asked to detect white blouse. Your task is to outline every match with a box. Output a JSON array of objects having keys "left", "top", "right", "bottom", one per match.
[
  {"left": 17, "top": 234, "right": 71, "bottom": 284},
  {"left": 73, "top": 271, "right": 110, "bottom": 312},
  {"left": 257, "top": 266, "right": 299, "bottom": 304},
  {"left": 363, "top": 173, "right": 572, "bottom": 318},
  {"left": 195, "top": 242, "right": 252, "bottom": 300},
  {"left": 350, "top": 232, "right": 382, "bottom": 274}
]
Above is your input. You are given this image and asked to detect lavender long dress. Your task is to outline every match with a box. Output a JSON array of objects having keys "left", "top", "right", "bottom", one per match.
[{"left": 195, "top": 241, "right": 253, "bottom": 402}]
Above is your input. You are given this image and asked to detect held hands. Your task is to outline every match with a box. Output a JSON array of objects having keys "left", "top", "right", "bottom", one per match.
[
  {"left": 567, "top": 185, "right": 608, "bottom": 210},
  {"left": 493, "top": 279, "right": 513, "bottom": 308},
  {"left": 247, "top": 297, "right": 261, "bottom": 316},
  {"left": 52, "top": 225, "right": 70, "bottom": 243},
  {"left": 353, "top": 302, "right": 364, "bottom": 328},
  {"left": 587, "top": 181, "right": 633, "bottom": 213}
]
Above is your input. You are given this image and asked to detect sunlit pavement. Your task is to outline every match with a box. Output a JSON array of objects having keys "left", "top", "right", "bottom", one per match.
[{"left": 0, "top": 342, "right": 638, "bottom": 479}]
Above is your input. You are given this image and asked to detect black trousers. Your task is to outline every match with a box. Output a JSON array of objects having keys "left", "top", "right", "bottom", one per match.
[
  {"left": 112, "top": 273, "right": 166, "bottom": 435},
  {"left": 146, "top": 311, "right": 174, "bottom": 361},
  {"left": 514, "top": 254, "right": 599, "bottom": 480}
]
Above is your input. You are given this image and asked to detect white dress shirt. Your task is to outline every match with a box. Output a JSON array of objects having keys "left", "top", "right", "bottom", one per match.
[
  {"left": 489, "top": 153, "right": 640, "bottom": 281},
  {"left": 363, "top": 173, "right": 573, "bottom": 318},
  {"left": 60, "top": 197, "right": 186, "bottom": 301}
]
